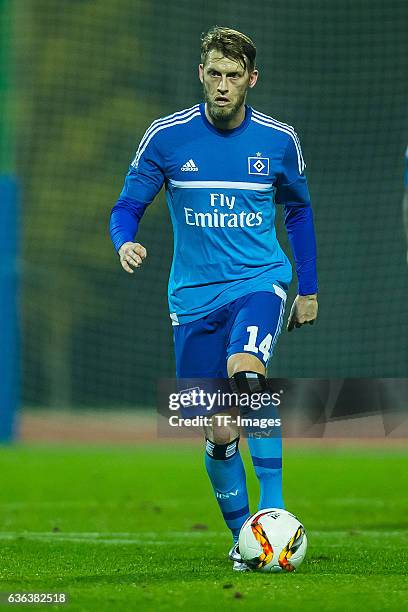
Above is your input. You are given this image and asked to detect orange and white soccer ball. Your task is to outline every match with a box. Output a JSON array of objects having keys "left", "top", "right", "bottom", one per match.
[{"left": 238, "top": 508, "right": 307, "bottom": 572}]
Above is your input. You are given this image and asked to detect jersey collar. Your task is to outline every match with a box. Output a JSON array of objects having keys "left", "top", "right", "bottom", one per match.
[{"left": 199, "top": 103, "right": 252, "bottom": 137}]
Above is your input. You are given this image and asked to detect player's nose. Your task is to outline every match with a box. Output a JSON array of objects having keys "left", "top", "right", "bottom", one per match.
[{"left": 217, "top": 76, "right": 228, "bottom": 93}]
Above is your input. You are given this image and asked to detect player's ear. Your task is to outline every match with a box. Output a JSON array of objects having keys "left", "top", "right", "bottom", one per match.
[
  {"left": 198, "top": 64, "right": 204, "bottom": 83},
  {"left": 248, "top": 69, "right": 259, "bottom": 88}
]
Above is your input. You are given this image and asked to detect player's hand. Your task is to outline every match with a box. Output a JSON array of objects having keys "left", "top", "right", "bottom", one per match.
[
  {"left": 118, "top": 241, "right": 147, "bottom": 274},
  {"left": 287, "top": 294, "right": 318, "bottom": 332}
]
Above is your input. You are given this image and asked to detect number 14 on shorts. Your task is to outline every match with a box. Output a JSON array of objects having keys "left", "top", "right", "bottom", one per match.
[{"left": 243, "top": 326, "right": 273, "bottom": 362}]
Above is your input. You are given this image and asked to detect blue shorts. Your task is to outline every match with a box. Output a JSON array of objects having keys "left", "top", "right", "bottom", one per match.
[{"left": 173, "top": 288, "right": 287, "bottom": 378}]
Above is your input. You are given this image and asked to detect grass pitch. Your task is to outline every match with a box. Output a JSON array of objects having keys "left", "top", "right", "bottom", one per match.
[{"left": 0, "top": 443, "right": 407, "bottom": 611}]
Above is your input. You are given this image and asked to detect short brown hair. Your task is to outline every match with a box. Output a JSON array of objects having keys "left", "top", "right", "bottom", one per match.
[{"left": 200, "top": 26, "right": 257, "bottom": 73}]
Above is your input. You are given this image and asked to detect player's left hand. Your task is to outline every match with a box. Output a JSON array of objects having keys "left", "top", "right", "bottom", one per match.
[{"left": 287, "top": 294, "right": 318, "bottom": 332}]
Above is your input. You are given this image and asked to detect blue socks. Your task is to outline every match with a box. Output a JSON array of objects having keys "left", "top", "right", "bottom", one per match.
[
  {"left": 205, "top": 438, "right": 250, "bottom": 543},
  {"left": 247, "top": 435, "right": 284, "bottom": 510},
  {"left": 205, "top": 429, "right": 284, "bottom": 544}
]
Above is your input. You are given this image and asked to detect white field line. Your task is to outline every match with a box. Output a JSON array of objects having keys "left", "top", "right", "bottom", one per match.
[
  {"left": 0, "top": 531, "right": 223, "bottom": 537},
  {"left": 326, "top": 499, "right": 391, "bottom": 506},
  {"left": 291, "top": 499, "right": 402, "bottom": 507},
  {"left": 0, "top": 529, "right": 406, "bottom": 546},
  {"left": 0, "top": 535, "right": 166, "bottom": 545},
  {"left": 1, "top": 499, "right": 402, "bottom": 511},
  {"left": 0, "top": 531, "right": 223, "bottom": 543},
  {"left": 317, "top": 531, "right": 408, "bottom": 535},
  {"left": 0, "top": 501, "right": 180, "bottom": 509}
]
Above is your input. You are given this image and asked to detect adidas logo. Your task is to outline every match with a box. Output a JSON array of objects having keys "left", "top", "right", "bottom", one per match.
[{"left": 181, "top": 159, "right": 199, "bottom": 172}]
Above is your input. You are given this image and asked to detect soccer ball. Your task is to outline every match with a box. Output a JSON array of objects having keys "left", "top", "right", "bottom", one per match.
[{"left": 238, "top": 508, "right": 307, "bottom": 572}]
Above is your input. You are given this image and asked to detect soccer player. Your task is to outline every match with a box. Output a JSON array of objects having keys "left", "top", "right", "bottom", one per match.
[{"left": 110, "top": 26, "right": 318, "bottom": 570}]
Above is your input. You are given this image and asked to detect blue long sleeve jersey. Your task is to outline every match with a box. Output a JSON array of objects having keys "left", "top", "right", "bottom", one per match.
[{"left": 110, "top": 103, "right": 318, "bottom": 325}]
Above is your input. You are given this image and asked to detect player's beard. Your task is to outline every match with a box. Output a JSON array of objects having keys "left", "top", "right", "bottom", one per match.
[{"left": 204, "top": 86, "right": 248, "bottom": 124}]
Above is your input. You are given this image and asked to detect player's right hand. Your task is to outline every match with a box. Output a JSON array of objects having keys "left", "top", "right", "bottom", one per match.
[{"left": 118, "top": 241, "right": 147, "bottom": 274}]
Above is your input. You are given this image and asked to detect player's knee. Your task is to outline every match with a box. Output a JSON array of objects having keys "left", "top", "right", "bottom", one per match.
[
  {"left": 229, "top": 370, "right": 268, "bottom": 396},
  {"left": 228, "top": 352, "right": 265, "bottom": 377},
  {"left": 229, "top": 370, "right": 269, "bottom": 417},
  {"left": 205, "top": 411, "right": 239, "bottom": 444},
  {"left": 206, "top": 423, "right": 237, "bottom": 445}
]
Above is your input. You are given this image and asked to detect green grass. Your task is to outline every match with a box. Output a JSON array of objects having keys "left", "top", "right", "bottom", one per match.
[{"left": 0, "top": 444, "right": 407, "bottom": 611}]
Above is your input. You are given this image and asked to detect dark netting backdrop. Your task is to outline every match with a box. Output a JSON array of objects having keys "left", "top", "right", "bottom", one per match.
[{"left": 15, "top": 0, "right": 408, "bottom": 408}]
